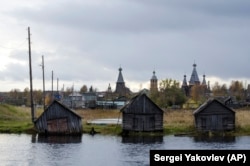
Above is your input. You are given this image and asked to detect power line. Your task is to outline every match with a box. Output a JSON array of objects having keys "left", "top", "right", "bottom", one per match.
[{"left": 0, "top": 39, "right": 27, "bottom": 50}]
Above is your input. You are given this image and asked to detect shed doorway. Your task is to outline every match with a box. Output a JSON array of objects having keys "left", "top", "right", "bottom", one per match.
[
  {"left": 133, "top": 115, "right": 155, "bottom": 131},
  {"left": 211, "top": 115, "right": 218, "bottom": 131},
  {"left": 47, "top": 118, "right": 68, "bottom": 133}
]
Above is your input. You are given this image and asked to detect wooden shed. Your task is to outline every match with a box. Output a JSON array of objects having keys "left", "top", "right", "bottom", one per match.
[
  {"left": 193, "top": 98, "right": 235, "bottom": 132},
  {"left": 120, "top": 93, "right": 163, "bottom": 132},
  {"left": 34, "top": 100, "right": 82, "bottom": 135}
]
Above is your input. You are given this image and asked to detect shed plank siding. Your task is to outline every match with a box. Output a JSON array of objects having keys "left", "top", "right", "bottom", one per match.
[
  {"left": 194, "top": 99, "right": 235, "bottom": 132},
  {"left": 121, "top": 93, "right": 163, "bottom": 132},
  {"left": 35, "top": 100, "right": 82, "bottom": 135}
]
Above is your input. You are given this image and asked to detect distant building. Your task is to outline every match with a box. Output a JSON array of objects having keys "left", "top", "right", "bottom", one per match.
[
  {"left": 181, "top": 63, "right": 211, "bottom": 97},
  {"left": 82, "top": 92, "right": 97, "bottom": 109},
  {"left": 150, "top": 70, "right": 158, "bottom": 92},
  {"left": 62, "top": 92, "right": 85, "bottom": 109},
  {"left": 193, "top": 98, "right": 235, "bottom": 132},
  {"left": 115, "top": 67, "right": 131, "bottom": 97}
]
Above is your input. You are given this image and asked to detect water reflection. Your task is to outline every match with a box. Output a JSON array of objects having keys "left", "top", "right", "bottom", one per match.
[
  {"left": 193, "top": 135, "right": 235, "bottom": 143},
  {"left": 32, "top": 134, "right": 82, "bottom": 144},
  {"left": 122, "top": 135, "right": 163, "bottom": 144},
  {"left": 1, "top": 134, "right": 250, "bottom": 166}
]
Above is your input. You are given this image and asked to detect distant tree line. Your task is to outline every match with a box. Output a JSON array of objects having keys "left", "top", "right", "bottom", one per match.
[
  {"left": 150, "top": 79, "right": 249, "bottom": 109},
  {"left": 1, "top": 80, "right": 249, "bottom": 108},
  {"left": 150, "top": 78, "right": 187, "bottom": 108}
]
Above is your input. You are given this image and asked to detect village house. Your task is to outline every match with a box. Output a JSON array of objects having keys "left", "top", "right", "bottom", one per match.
[{"left": 193, "top": 98, "right": 235, "bottom": 132}]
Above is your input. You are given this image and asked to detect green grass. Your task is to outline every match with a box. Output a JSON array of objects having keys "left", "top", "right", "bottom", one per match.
[
  {"left": 83, "top": 123, "right": 122, "bottom": 135},
  {"left": 1, "top": 104, "right": 250, "bottom": 136},
  {"left": 0, "top": 104, "right": 35, "bottom": 133}
]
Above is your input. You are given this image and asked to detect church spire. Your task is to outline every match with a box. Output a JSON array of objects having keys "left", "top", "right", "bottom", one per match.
[
  {"left": 115, "top": 66, "right": 126, "bottom": 96},
  {"left": 117, "top": 67, "right": 124, "bottom": 83},
  {"left": 202, "top": 74, "right": 206, "bottom": 85},
  {"left": 189, "top": 63, "right": 200, "bottom": 85},
  {"left": 182, "top": 74, "right": 188, "bottom": 87},
  {"left": 182, "top": 75, "right": 189, "bottom": 96}
]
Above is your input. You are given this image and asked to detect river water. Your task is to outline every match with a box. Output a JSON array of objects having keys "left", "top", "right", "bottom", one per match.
[{"left": 0, "top": 134, "right": 250, "bottom": 166}]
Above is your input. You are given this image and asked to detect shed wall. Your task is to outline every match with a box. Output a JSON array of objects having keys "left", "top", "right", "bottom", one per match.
[
  {"left": 35, "top": 103, "right": 82, "bottom": 134},
  {"left": 194, "top": 101, "right": 235, "bottom": 131}
]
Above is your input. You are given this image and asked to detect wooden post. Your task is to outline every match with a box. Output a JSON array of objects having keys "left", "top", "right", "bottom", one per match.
[
  {"left": 52, "top": 70, "right": 54, "bottom": 99},
  {"left": 28, "top": 27, "right": 35, "bottom": 122},
  {"left": 41, "top": 55, "right": 45, "bottom": 111}
]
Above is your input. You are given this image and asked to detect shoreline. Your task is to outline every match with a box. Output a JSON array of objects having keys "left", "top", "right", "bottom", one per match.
[
  {"left": 1, "top": 123, "right": 250, "bottom": 137},
  {"left": 1, "top": 105, "right": 250, "bottom": 136}
]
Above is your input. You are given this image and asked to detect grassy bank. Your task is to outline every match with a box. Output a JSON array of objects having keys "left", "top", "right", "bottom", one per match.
[
  {"left": 0, "top": 104, "right": 34, "bottom": 133},
  {"left": 1, "top": 104, "right": 250, "bottom": 136}
]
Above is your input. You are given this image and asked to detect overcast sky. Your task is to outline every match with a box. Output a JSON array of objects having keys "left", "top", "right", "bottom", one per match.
[{"left": 0, "top": 0, "right": 250, "bottom": 92}]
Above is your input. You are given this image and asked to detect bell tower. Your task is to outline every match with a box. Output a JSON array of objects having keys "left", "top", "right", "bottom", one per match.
[{"left": 150, "top": 70, "right": 158, "bottom": 92}]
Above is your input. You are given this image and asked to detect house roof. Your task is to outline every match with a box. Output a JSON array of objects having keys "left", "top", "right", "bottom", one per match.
[
  {"left": 193, "top": 98, "right": 235, "bottom": 115},
  {"left": 120, "top": 93, "right": 163, "bottom": 113}
]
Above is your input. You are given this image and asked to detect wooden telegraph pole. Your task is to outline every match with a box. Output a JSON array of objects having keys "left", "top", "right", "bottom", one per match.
[
  {"left": 41, "top": 55, "right": 45, "bottom": 111},
  {"left": 28, "top": 27, "right": 35, "bottom": 123}
]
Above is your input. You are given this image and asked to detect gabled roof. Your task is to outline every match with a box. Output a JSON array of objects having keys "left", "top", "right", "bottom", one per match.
[
  {"left": 35, "top": 100, "right": 82, "bottom": 121},
  {"left": 120, "top": 93, "right": 163, "bottom": 113},
  {"left": 193, "top": 98, "right": 235, "bottom": 115}
]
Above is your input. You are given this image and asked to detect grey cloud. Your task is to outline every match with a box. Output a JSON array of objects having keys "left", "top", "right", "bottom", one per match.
[{"left": 1, "top": 0, "right": 250, "bottom": 91}]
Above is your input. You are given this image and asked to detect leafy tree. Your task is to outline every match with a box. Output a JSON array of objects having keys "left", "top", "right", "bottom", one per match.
[
  {"left": 33, "top": 89, "right": 43, "bottom": 105},
  {"left": 23, "top": 87, "right": 30, "bottom": 106},
  {"left": 80, "top": 85, "right": 88, "bottom": 93},
  {"left": 212, "top": 82, "right": 228, "bottom": 96},
  {"left": 229, "top": 80, "right": 244, "bottom": 101},
  {"left": 150, "top": 78, "right": 186, "bottom": 108}
]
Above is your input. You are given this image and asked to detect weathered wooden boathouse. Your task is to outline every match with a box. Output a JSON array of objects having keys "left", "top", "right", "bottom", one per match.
[
  {"left": 193, "top": 98, "right": 235, "bottom": 132},
  {"left": 120, "top": 93, "right": 163, "bottom": 132},
  {"left": 34, "top": 100, "right": 82, "bottom": 135}
]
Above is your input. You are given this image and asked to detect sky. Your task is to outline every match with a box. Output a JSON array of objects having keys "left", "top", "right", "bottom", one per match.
[{"left": 0, "top": 0, "right": 250, "bottom": 92}]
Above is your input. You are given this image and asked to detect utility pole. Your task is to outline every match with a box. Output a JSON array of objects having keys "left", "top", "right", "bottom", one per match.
[
  {"left": 57, "top": 78, "right": 59, "bottom": 93},
  {"left": 41, "top": 55, "right": 45, "bottom": 111},
  {"left": 28, "top": 27, "right": 35, "bottom": 123},
  {"left": 52, "top": 70, "right": 54, "bottom": 99}
]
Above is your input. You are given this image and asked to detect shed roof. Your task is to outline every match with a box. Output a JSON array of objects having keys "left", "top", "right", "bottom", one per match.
[
  {"left": 120, "top": 93, "right": 163, "bottom": 113},
  {"left": 35, "top": 100, "right": 82, "bottom": 122},
  {"left": 193, "top": 98, "right": 235, "bottom": 115}
]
